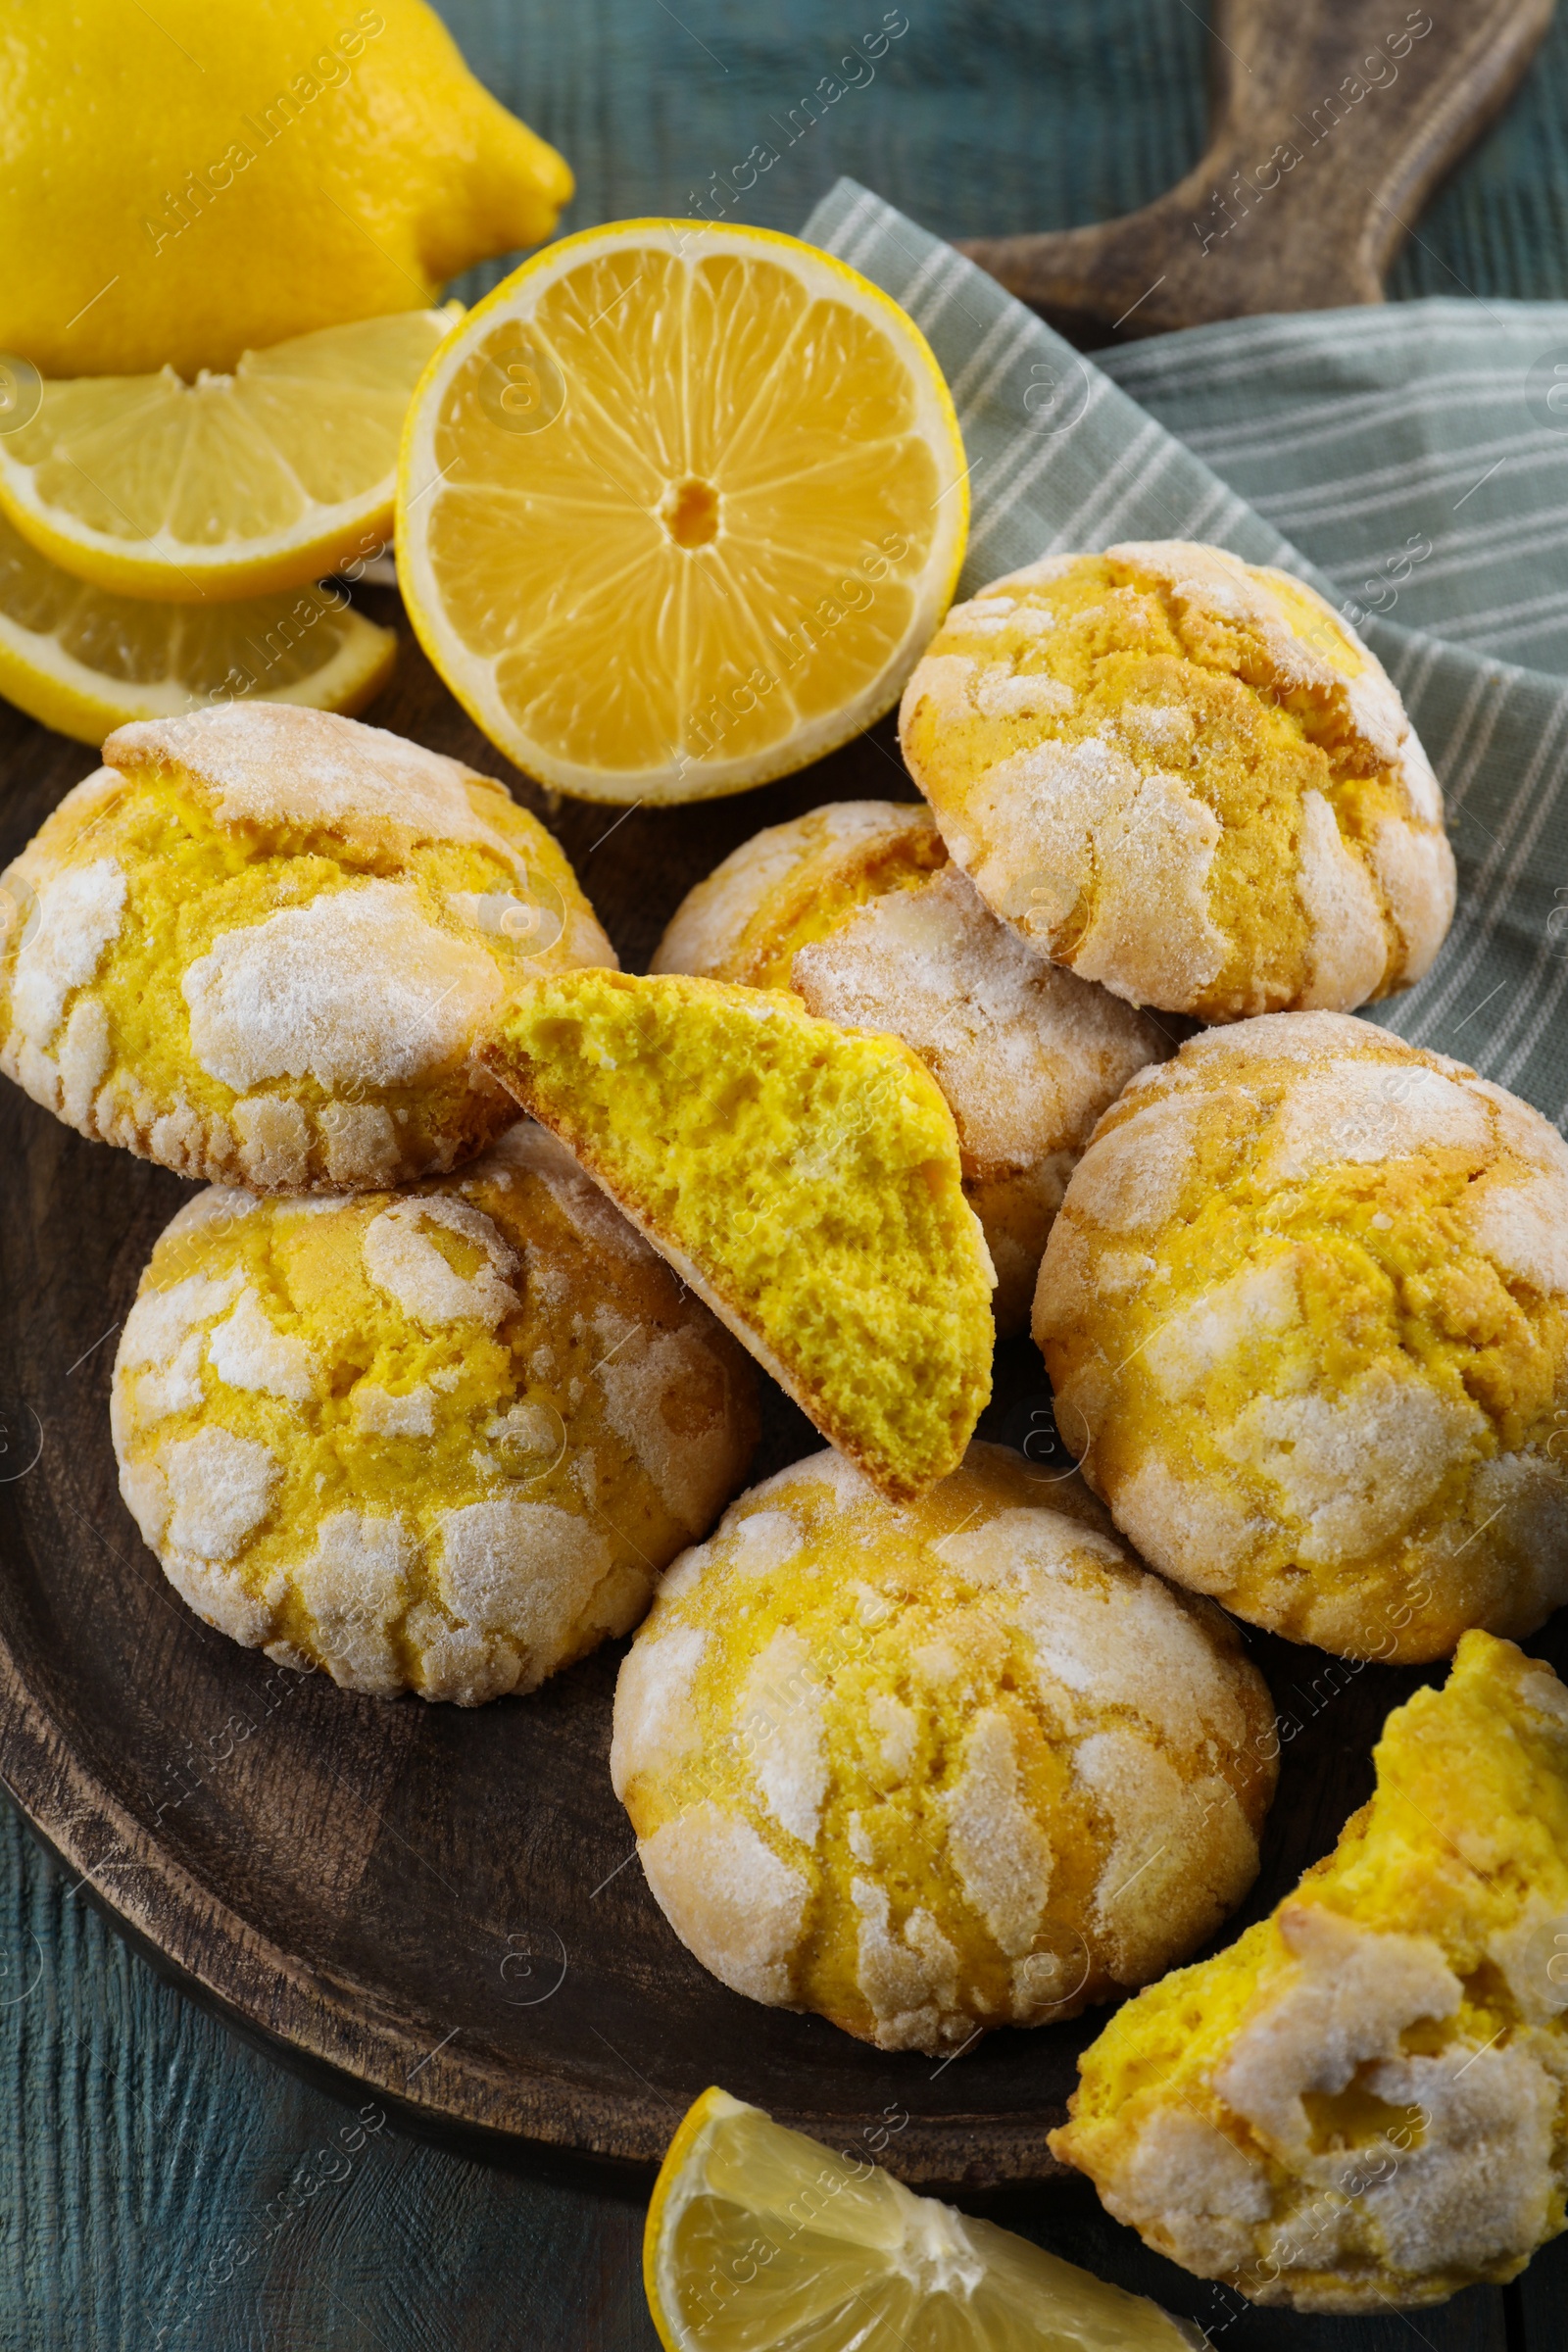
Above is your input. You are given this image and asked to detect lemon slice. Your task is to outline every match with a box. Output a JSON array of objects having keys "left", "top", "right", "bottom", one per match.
[
  {"left": 397, "top": 221, "right": 968, "bottom": 805},
  {"left": 0, "top": 311, "right": 459, "bottom": 603},
  {"left": 645, "top": 2087, "right": 1200, "bottom": 2351},
  {"left": 0, "top": 510, "right": 395, "bottom": 746}
]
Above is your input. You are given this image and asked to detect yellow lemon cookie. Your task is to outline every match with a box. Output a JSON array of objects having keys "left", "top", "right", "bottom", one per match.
[
  {"left": 900, "top": 542, "right": 1454, "bottom": 1021},
  {"left": 0, "top": 704, "right": 613, "bottom": 1191},
  {"left": 482, "top": 967, "right": 996, "bottom": 1501},
  {"left": 655, "top": 803, "right": 1171, "bottom": 1336},
  {"left": 1034, "top": 1012, "right": 1568, "bottom": 1661},
  {"left": 111, "top": 1123, "right": 758, "bottom": 1701},
  {"left": 1053, "top": 1632, "right": 1568, "bottom": 2312},
  {"left": 611, "top": 1443, "right": 1276, "bottom": 2052}
]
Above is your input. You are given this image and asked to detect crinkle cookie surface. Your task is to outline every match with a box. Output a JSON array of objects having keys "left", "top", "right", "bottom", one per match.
[
  {"left": 611, "top": 1441, "right": 1275, "bottom": 2053},
  {"left": 0, "top": 703, "right": 614, "bottom": 1191},
  {"left": 651, "top": 799, "right": 947, "bottom": 989},
  {"left": 1053, "top": 1632, "right": 1568, "bottom": 2312},
  {"left": 1035, "top": 1011, "right": 1568, "bottom": 1660},
  {"left": 899, "top": 541, "right": 1454, "bottom": 1020},
  {"left": 656, "top": 800, "right": 1170, "bottom": 1336},
  {"left": 110, "top": 1123, "right": 758, "bottom": 1702}
]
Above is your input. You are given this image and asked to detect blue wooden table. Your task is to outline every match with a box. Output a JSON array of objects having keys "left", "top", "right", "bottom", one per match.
[{"left": 8, "top": 4, "right": 1568, "bottom": 2344}]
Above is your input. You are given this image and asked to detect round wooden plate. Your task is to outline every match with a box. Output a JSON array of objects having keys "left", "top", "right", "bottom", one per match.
[{"left": 1, "top": 600, "right": 1561, "bottom": 2186}]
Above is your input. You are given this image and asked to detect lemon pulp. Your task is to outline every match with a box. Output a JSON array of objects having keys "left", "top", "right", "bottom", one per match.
[
  {"left": 0, "top": 510, "right": 393, "bottom": 745},
  {"left": 0, "top": 313, "right": 456, "bottom": 603},
  {"left": 398, "top": 221, "right": 968, "bottom": 804},
  {"left": 645, "top": 2086, "right": 1197, "bottom": 2351}
]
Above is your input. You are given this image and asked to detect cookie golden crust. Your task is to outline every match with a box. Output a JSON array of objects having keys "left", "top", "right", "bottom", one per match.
[
  {"left": 1053, "top": 1633, "right": 1568, "bottom": 2313},
  {"left": 612, "top": 1442, "right": 1276, "bottom": 2054},
  {"left": 483, "top": 967, "right": 996, "bottom": 1502},
  {"left": 899, "top": 542, "right": 1454, "bottom": 1021},
  {"left": 651, "top": 800, "right": 947, "bottom": 989},
  {"left": 110, "top": 1123, "right": 758, "bottom": 1702},
  {"left": 0, "top": 705, "right": 614, "bottom": 1192},
  {"left": 1034, "top": 1012, "right": 1568, "bottom": 1661}
]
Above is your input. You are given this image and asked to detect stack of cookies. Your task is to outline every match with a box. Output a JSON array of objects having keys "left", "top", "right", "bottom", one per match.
[
  {"left": 1, "top": 702, "right": 759, "bottom": 1700},
  {"left": 5, "top": 538, "right": 1566, "bottom": 2316}
]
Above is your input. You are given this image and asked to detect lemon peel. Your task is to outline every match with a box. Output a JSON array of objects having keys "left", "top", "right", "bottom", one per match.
[{"left": 0, "top": 0, "right": 571, "bottom": 377}]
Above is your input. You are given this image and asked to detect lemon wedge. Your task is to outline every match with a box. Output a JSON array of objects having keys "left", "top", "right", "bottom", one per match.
[
  {"left": 397, "top": 221, "right": 968, "bottom": 804},
  {"left": 0, "top": 313, "right": 457, "bottom": 603},
  {"left": 0, "top": 509, "right": 394, "bottom": 745},
  {"left": 644, "top": 2087, "right": 1199, "bottom": 2351}
]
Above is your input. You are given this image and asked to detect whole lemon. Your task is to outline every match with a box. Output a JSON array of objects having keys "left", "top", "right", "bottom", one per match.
[{"left": 0, "top": 0, "right": 572, "bottom": 377}]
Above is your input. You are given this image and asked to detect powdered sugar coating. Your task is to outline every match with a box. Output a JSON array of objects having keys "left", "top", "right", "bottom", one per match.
[
  {"left": 0, "top": 707, "right": 614, "bottom": 1192},
  {"left": 362, "top": 1197, "right": 520, "bottom": 1329},
  {"left": 111, "top": 1122, "right": 758, "bottom": 1702},
  {"left": 900, "top": 541, "right": 1455, "bottom": 1021},
  {"left": 1053, "top": 1634, "right": 1568, "bottom": 2312},
  {"left": 1035, "top": 1011, "right": 1568, "bottom": 1658},
  {"left": 612, "top": 1441, "right": 1274, "bottom": 2052},
  {"left": 181, "top": 883, "right": 504, "bottom": 1093},
  {"left": 106, "top": 706, "right": 516, "bottom": 860},
  {"left": 652, "top": 800, "right": 945, "bottom": 990}
]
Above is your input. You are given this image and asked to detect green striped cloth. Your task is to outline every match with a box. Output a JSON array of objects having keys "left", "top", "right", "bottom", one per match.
[{"left": 803, "top": 178, "right": 1568, "bottom": 1130}]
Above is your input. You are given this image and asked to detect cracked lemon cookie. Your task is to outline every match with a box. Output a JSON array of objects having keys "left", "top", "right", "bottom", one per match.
[
  {"left": 484, "top": 967, "right": 995, "bottom": 1500},
  {"left": 111, "top": 1122, "right": 758, "bottom": 1701},
  {"left": 0, "top": 703, "right": 613, "bottom": 1191},
  {"left": 900, "top": 541, "right": 1454, "bottom": 1020},
  {"left": 651, "top": 801, "right": 950, "bottom": 988},
  {"left": 655, "top": 802, "right": 1170, "bottom": 1335},
  {"left": 1034, "top": 1012, "right": 1568, "bottom": 1660},
  {"left": 611, "top": 1442, "right": 1276, "bottom": 2053},
  {"left": 1054, "top": 1631, "right": 1568, "bottom": 2312}
]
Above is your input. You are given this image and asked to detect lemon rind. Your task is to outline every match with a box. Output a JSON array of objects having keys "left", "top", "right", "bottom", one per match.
[
  {"left": 644, "top": 2084, "right": 744, "bottom": 2352},
  {"left": 0, "top": 601, "right": 396, "bottom": 746}
]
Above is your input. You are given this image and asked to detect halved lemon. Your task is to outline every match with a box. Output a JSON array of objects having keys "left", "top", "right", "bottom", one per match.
[
  {"left": 397, "top": 221, "right": 968, "bottom": 805},
  {"left": 0, "top": 311, "right": 459, "bottom": 604},
  {"left": 644, "top": 2087, "right": 1200, "bottom": 2351},
  {"left": 0, "top": 509, "right": 395, "bottom": 745}
]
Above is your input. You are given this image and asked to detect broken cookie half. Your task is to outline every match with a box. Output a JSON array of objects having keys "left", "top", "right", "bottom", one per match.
[
  {"left": 482, "top": 967, "right": 995, "bottom": 1501},
  {"left": 1052, "top": 1630, "right": 1568, "bottom": 2312}
]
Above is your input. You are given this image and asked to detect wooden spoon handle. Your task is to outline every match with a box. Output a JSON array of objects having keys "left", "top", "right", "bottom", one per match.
[{"left": 959, "top": 0, "right": 1554, "bottom": 338}]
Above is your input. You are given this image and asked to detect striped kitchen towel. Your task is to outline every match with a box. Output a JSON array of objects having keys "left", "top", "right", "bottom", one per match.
[{"left": 803, "top": 177, "right": 1568, "bottom": 1129}]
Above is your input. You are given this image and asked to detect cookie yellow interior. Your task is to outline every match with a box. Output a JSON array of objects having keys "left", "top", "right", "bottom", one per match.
[
  {"left": 484, "top": 967, "right": 995, "bottom": 1499},
  {"left": 1054, "top": 1631, "right": 1568, "bottom": 2309}
]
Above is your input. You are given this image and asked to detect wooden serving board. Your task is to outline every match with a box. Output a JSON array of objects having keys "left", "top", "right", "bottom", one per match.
[
  {"left": 0, "top": 601, "right": 1561, "bottom": 2186},
  {"left": 960, "top": 0, "right": 1554, "bottom": 338},
  {"left": 0, "top": 1, "right": 1559, "bottom": 2184}
]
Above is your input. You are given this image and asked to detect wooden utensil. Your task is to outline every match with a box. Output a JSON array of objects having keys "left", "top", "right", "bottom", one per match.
[{"left": 959, "top": 0, "right": 1554, "bottom": 341}]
